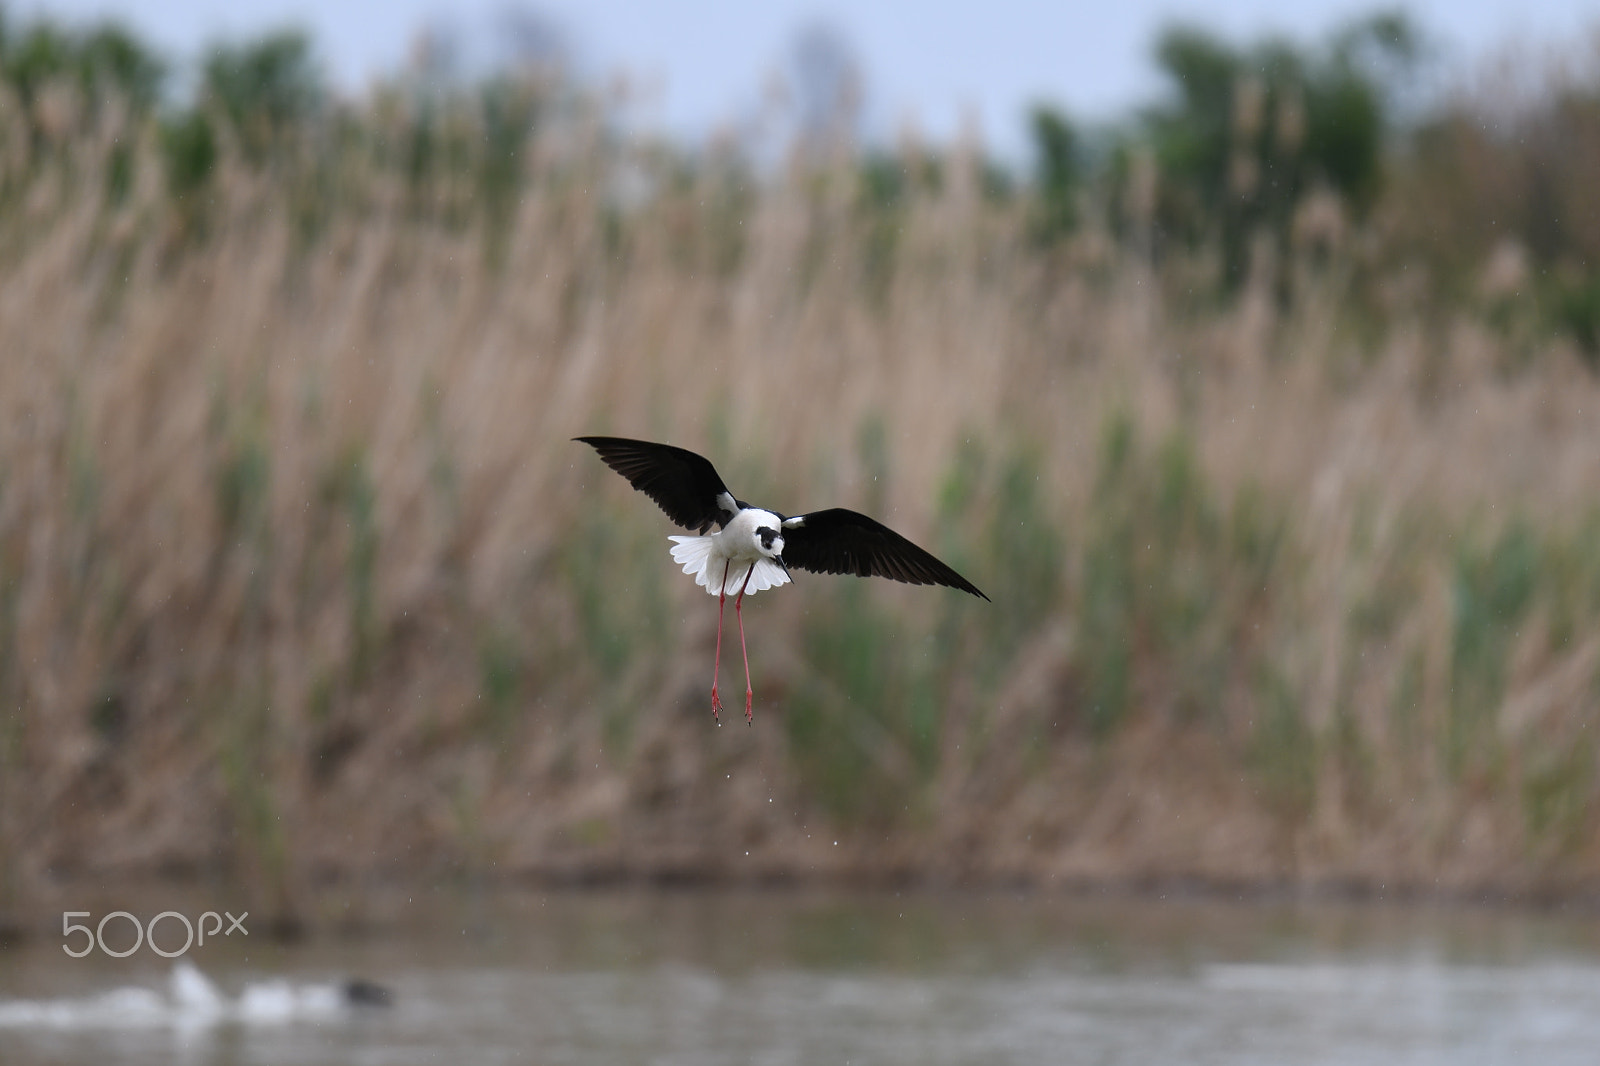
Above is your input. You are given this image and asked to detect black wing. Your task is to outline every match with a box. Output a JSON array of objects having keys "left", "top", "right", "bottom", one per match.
[
  {"left": 781, "top": 508, "right": 988, "bottom": 600},
  {"left": 574, "top": 436, "right": 737, "bottom": 533}
]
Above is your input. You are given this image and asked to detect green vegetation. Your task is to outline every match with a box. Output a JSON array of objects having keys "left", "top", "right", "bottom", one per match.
[{"left": 1135, "top": 15, "right": 1417, "bottom": 283}]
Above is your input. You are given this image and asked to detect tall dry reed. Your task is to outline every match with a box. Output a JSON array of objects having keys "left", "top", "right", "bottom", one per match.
[{"left": 1, "top": 79, "right": 1599, "bottom": 928}]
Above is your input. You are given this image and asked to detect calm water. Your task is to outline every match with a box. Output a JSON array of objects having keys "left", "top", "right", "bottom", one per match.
[{"left": 4, "top": 887, "right": 1600, "bottom": 1065}]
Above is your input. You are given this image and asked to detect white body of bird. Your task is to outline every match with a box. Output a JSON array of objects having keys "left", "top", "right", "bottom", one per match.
[{"left": 669, "top": 505, "right": 790, "bottom": 596}]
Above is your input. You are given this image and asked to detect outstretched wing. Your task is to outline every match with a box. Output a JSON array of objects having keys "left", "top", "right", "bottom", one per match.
[
  {"left": 574, "top": 436, "right": 738, "bottom": 533},
  {"left": 780, "top": 508, "right": 988, "bottom": 600}
]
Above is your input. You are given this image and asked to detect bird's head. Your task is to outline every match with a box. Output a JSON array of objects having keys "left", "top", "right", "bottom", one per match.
[{"left": 756, "top": 525, "right": 784, "bottom": 560}]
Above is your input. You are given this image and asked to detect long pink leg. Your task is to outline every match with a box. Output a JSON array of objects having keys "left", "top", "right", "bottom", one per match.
[
  {"left": 710, "top": 560, "right": 730, "bottom": 722},
  {"left": 734, "top": 564, "right": 756, "bottom": 724}
]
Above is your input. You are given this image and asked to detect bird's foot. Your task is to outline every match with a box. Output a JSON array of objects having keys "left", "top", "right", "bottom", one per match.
[
  {"left": 711, "top": 687, "right": 724, "bottom": 723},
  {"left": 745, "top": 691, "right": 753, "bottom": 726}
]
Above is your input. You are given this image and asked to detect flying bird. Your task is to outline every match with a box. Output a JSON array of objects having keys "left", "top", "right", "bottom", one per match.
[{"left": 575, "top": 436, "right": 987, "bottom": 725}]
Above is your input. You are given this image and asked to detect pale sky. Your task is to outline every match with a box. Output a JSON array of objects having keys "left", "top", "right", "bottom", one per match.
[{"left": 16, "top": 1, "right": 1600, "bottom": 156}]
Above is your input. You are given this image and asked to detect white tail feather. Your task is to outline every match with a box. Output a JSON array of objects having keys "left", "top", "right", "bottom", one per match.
[
  {"left": 741, "top": 557, "right": 789, "bottom": 594},
  {"left": 668, "top": 537, "right": 791, "bottom": 596},
  {"left": 668, "top": 535, "right": 715, "bottom": 583}
]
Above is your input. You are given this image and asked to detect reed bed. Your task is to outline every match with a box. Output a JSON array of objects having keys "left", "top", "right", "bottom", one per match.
[{"left": 1, "top": 70, "right": 1599, "bottom": 928}]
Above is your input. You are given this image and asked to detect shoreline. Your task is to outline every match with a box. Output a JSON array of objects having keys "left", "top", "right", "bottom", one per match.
[{"left": 7, "top": 866, "right": 1600, "bottom": 946}]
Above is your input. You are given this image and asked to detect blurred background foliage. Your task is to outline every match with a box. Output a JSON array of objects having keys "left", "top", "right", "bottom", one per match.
[
  {"left": 0, "top": 5, "right": 1594, "bottom": 351},
  {"left": 1, "top": 2, "right": 1600, "bottom": 924}
]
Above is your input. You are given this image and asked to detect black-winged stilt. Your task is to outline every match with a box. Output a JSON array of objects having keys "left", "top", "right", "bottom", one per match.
[{"left": 575, "top": 436, "right": 988, "bottom": 724}]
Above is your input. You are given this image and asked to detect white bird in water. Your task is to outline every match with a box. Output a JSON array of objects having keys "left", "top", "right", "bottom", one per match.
[
  {"left": 0, "top": 962, "right": 390, "bottom": 1032},
  {"left": 575, "top": 436, "right": 987, "bottom": 724}
]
